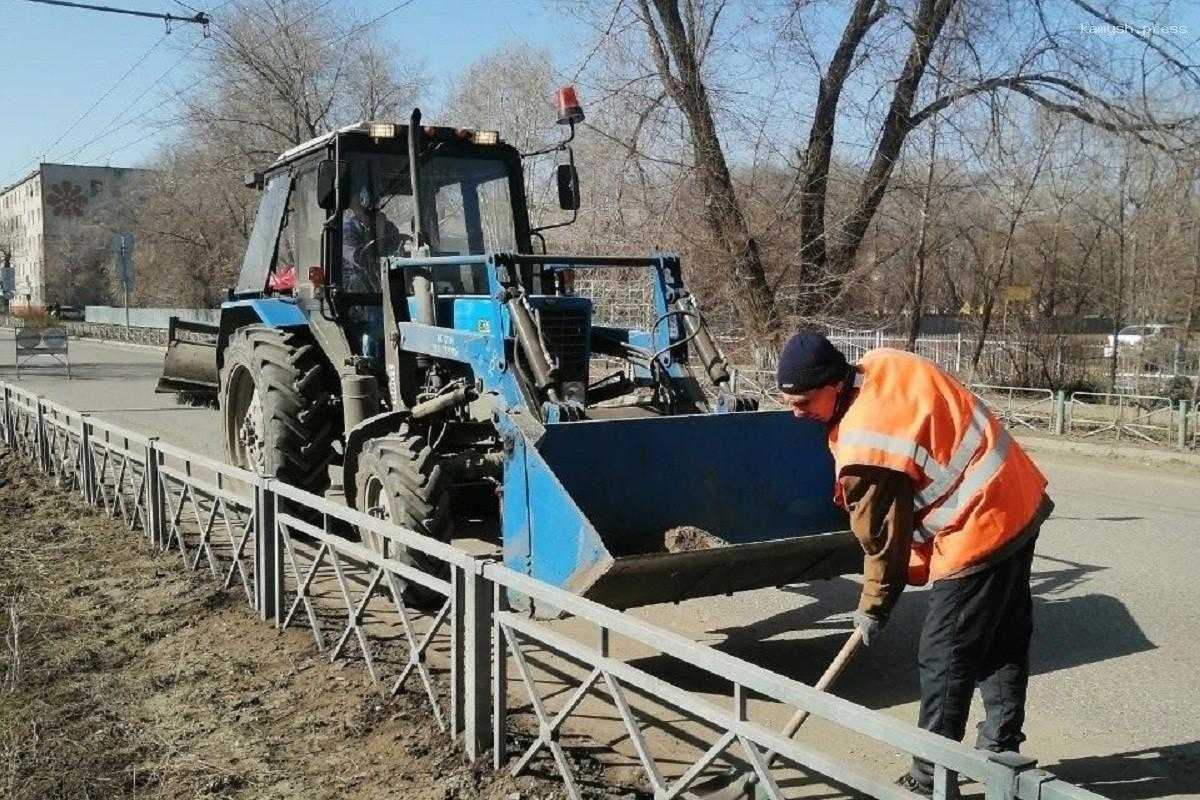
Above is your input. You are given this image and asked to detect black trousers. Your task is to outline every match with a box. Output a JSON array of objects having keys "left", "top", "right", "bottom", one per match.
[{"left": 911, "top": 535, "right": 1038, "bottom": 784}]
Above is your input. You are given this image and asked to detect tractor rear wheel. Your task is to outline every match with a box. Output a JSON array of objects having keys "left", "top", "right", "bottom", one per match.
[
  {"left": 220, "top": 325, "right": 334, "bottom": 493},
  {"left": 354, "top": 430, "right": 451, "bottom": 609}
]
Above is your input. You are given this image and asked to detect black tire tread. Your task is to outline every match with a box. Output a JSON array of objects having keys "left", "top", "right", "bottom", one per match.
[
  {"left": 355, "top": 428, "right": 452, "bottom": 607},
  {"left": 221, "top": 325, "right": 334, "bottom": 493}
]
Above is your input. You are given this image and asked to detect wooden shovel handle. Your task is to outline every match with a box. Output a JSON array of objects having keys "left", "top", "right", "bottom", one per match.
[{"left": 780, "top": 627, "right": 864, "bottom": 738}]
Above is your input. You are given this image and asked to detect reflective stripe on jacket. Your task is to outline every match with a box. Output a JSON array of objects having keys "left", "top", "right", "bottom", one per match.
[{"left": 829, "top": 349, "right": 1047, "bottom": 584}]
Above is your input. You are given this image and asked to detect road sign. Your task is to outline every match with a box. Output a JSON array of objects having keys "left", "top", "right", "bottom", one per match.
[{"left": 113, "top": 233, "right": 135, "bottom": 291}]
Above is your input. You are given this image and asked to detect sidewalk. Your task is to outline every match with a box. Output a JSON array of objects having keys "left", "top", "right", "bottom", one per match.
[{"left": 1014, "top": 429, "right": 1200, "bottom": 470}]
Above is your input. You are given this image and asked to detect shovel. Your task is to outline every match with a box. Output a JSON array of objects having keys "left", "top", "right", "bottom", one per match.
[{"left": 688, "top": 628, "right": 865, "bottom": 800}]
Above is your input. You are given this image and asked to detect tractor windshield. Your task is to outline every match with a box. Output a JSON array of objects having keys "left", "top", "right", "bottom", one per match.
[
  {"left": 423, "top": 156, "right": 517, "bottom": 256},
  {"left": 341, "top": 151, "right": 517, "bottom": 293}
]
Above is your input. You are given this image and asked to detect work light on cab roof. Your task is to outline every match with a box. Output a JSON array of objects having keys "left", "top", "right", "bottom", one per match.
[{"left": 555, "top": 86, "right": 584, "bottom": 125}]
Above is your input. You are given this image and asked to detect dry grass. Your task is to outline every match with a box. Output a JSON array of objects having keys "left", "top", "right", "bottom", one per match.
[
  {"left": 0, "top": 450, "right": 628, "bottom": 800},
  {"left": 9, "top": 309, "right": 56, "bottom": 329}
]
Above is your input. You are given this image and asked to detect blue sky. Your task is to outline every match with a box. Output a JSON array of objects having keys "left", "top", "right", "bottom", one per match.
[
  {"left": 0, "top": 0, "right": 581, "bottom": 186},
  {"left": 2, "top": 0, "right": 1197, "bottom": 188}
]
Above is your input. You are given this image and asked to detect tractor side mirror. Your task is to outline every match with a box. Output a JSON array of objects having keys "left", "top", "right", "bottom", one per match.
[
  {"left": 317, "top": 159, "right": 348, "bottom": 212},
  {"left": 556, "top": 163, "right": 580, "bottom": 211}
]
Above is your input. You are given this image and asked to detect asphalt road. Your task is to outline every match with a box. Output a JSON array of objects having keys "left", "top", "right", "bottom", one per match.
[{"left": 3, "top": 335, "right": 1198, "bottom": 798}]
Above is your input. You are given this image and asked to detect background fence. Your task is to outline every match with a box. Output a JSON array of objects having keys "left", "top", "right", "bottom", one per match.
[
  {"left": 826, "top": 329, "right": 1199, "bottom": 400},
  {"left": 730, "top": 369, "right": 1197, "bottom": 453},
  {"left": 0, "top": 378, "right": 1112, "bottom": 800}
]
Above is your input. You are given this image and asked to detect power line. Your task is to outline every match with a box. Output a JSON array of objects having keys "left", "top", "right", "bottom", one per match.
[
  {"left": 61, "top": 38, "right": 207, "bottom": 162},
  {"left": 327, "top": 0, "right": 417, "bottom": 47},
  {"left": 53, "top": 1, "right": 234, "bottom": 164},
  {"left": 91, "top": 127, "right": 164, "bottom": 163},
  {"left": 0, "top": 33, "right": 169, "bottom": 185},
  {"left": 43, "top": 34, "right": 170, "bottom": 160}
]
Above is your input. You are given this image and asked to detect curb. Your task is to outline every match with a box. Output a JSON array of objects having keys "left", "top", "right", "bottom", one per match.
[{"left": 1014, "top": 430, "right": 1200, "bottom": 470}]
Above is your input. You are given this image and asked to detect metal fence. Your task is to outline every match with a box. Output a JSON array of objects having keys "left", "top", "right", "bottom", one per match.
[
  {"left": 730, "top": 365, "right": 1196, "bottom": 452},
  {"left": 1066, "top": 393, "right": 1185, "bottom": 448},
  {"left": 0, "top": 379, "right": 1110, "bottom": 800},
  {"left": 969, "top": 386, "right": 1059, "bottom": 435},
  {"left": 826, "top": 329, "right": 1200, "bottom": 399}
]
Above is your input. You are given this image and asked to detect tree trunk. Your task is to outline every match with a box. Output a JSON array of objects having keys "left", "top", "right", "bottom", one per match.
[
  {"left": 1109, "top": 156, "right": 1130, "bottom": 394},
  {"left": 822, "top": 0, "right": 957, "bottom": 293},
  {"left": 640, "top": 0, "right": 780, "bottom": 347},
  {"left": 796, "top": 0, "right": 884, "bottom": 304},
  {"left": 1189, "top": 224, "right": 1200, "bottom": 403},
  {"left": 1184, "top": 221, "right": 1199, "bottom": 348},
  {"left": 907, "top": 122, "right": 939, "bottom": 350}
]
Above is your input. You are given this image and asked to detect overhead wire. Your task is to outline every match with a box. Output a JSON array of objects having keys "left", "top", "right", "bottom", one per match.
[
  {"left": 90, "top": 127, "right": 165, "bottom": 163},
  {"left": 17, "top": 0, "right": 237, "bottom": 170},
  {"left": 326, "top": 0, "right": 417, "bottom": 47},
  {"left": 60, "top": 37, "right": 207, "bottom": 163},
  {"left": 0, "top": 31, "right": 168, "bottom": 185},
  {"left": 5, "top": 0, "right": 408, "bottom": 181},
  {"left": 40, "top": 32, "right": 169, "bottom": 159}
]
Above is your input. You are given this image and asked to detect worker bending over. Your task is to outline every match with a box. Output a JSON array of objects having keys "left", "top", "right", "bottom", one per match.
[{"left": 777, "top": 332, "right": 1053, "bottom": 797}]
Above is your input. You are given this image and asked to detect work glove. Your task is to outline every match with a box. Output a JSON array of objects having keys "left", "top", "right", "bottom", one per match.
[{"left": 853, "top": 610, "right": 884, "bottom": 647}]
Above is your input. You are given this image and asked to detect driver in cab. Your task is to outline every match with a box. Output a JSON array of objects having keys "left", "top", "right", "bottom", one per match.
[{"left": 342, "top": 184, "right": 403, "bottom": 359}]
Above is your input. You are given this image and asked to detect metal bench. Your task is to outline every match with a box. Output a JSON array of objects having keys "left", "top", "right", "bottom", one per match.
[{"left": 15, "top": 327, "right": 72, "bottom": 378}]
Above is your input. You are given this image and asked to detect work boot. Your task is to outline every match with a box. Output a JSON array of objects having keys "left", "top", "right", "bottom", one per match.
[{"left": 895, "top": 772, "right": 961, "bottom": 799}]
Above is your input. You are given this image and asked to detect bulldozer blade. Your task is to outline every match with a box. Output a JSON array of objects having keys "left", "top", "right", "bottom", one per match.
[{"left": 156, "top": 317, "right": 219, "bottom": 395}]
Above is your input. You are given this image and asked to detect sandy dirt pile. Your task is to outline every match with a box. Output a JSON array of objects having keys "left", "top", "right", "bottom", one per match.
[
  {"left": 0, "top": 451, "right": 623, "bottom": 800},
  {"left": 661, "top": 526, "right": 727, "bottom": 552}
]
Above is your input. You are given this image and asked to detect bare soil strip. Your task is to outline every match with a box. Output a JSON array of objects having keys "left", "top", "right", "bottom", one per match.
[{"left": 0, "top": 451, "right": 622, "bottom": 800}]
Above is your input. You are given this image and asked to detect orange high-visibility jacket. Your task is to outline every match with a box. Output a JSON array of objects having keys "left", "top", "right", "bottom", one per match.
[{"left": 828, "top": 349, "right": 1047, "bottom": 585}]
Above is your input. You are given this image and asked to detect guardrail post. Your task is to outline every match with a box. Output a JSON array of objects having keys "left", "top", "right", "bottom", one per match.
[
  {"left": 143, "top": 437, "right": 164, "bottom": 549},
  {"left": 79, "top": 415, "right": 95, "bottom": 504},
  {"left": 492, "top": 578, "right": 508, "bottom": 770},
  {"left": 1052, "top": 390, "right": 1066, "bottom": 436},
  {"left": 254, "top": 477, "right": 280, "bottom": 622},
  {"left": 1177, "top": 400, "right": 1190, "bottom": 451},
  {"left": 955, "top": 333, "right": 963, "bottom": 373},
  {"left": 452, "top": 559, "right": 494, "bottom": 758},
  {"left": 35, "top": 398, "right": 47, "bottom": 472},
  {"left": 452, "top": 564, "right": 465, "bottom": 739},
  {"left": 983, "top": 752, "right": 1037, "bottom": 800},
  {"left": 2, "top": 385, "right": 11, "bottom": 447}
]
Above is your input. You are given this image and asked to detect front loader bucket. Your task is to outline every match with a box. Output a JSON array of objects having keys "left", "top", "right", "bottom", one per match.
[
  {"left": 156, "top": 317, "right": 220, "bottom": 394},
  {"left": 502, "top": 410, "right": 855, "bottom": 608}
]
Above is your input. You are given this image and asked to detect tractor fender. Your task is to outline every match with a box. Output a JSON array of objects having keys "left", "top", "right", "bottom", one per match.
[
  {"left": 216, "top": 298, "right": 308, "bottom": 371},
  {"left": 342, "top": 410, "right": 411, "bottom": 509}
]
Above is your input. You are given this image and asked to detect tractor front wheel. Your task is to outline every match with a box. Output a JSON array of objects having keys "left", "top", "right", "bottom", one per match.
[{"left": 354, "top": 430, "right": 451, "bottom": 609}]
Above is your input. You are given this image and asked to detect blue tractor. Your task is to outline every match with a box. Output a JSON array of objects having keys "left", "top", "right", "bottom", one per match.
[{"left": 158, "top": 92, "right": 853, "bottom": 608}]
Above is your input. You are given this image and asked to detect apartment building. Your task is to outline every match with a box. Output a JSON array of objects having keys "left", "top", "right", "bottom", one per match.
[{"left": 0, "top": 163, "right": 151, "bottom": 309}]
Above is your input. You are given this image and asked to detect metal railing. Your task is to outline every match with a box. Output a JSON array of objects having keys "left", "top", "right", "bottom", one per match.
[
  {"left": 1067, "top": 392, "right": 1180, "bottom": 447},
  {"left": 0, "top": 380, "right": 1110, "bottom": 800},
  {"left": 969, "top": 386, "right": 1058, "bottom": 434},
  {"left": 1190, "top": 403, "right": 1200, "bottom": 451},
  {"left": 728, "top": 364, "right": 1196, "bottom": 452},
  {"left": 827, "top": 332, "right": 972, "bottom": 374}
]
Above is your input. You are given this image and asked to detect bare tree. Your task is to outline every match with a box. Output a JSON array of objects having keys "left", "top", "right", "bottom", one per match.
[
  {"left": 966, "top": 115, "right": 1059, "bottom": 370},
  {"left": 629, "top": 0, "right": 780, "bottom": 346},
  {"left": 778, "top": 0, "right": 1199, "bottom": 316}
]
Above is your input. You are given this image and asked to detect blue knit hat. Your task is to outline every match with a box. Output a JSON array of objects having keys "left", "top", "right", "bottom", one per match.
[{"left": 777, "top": 332, "right": 848, "bottom": 392}]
